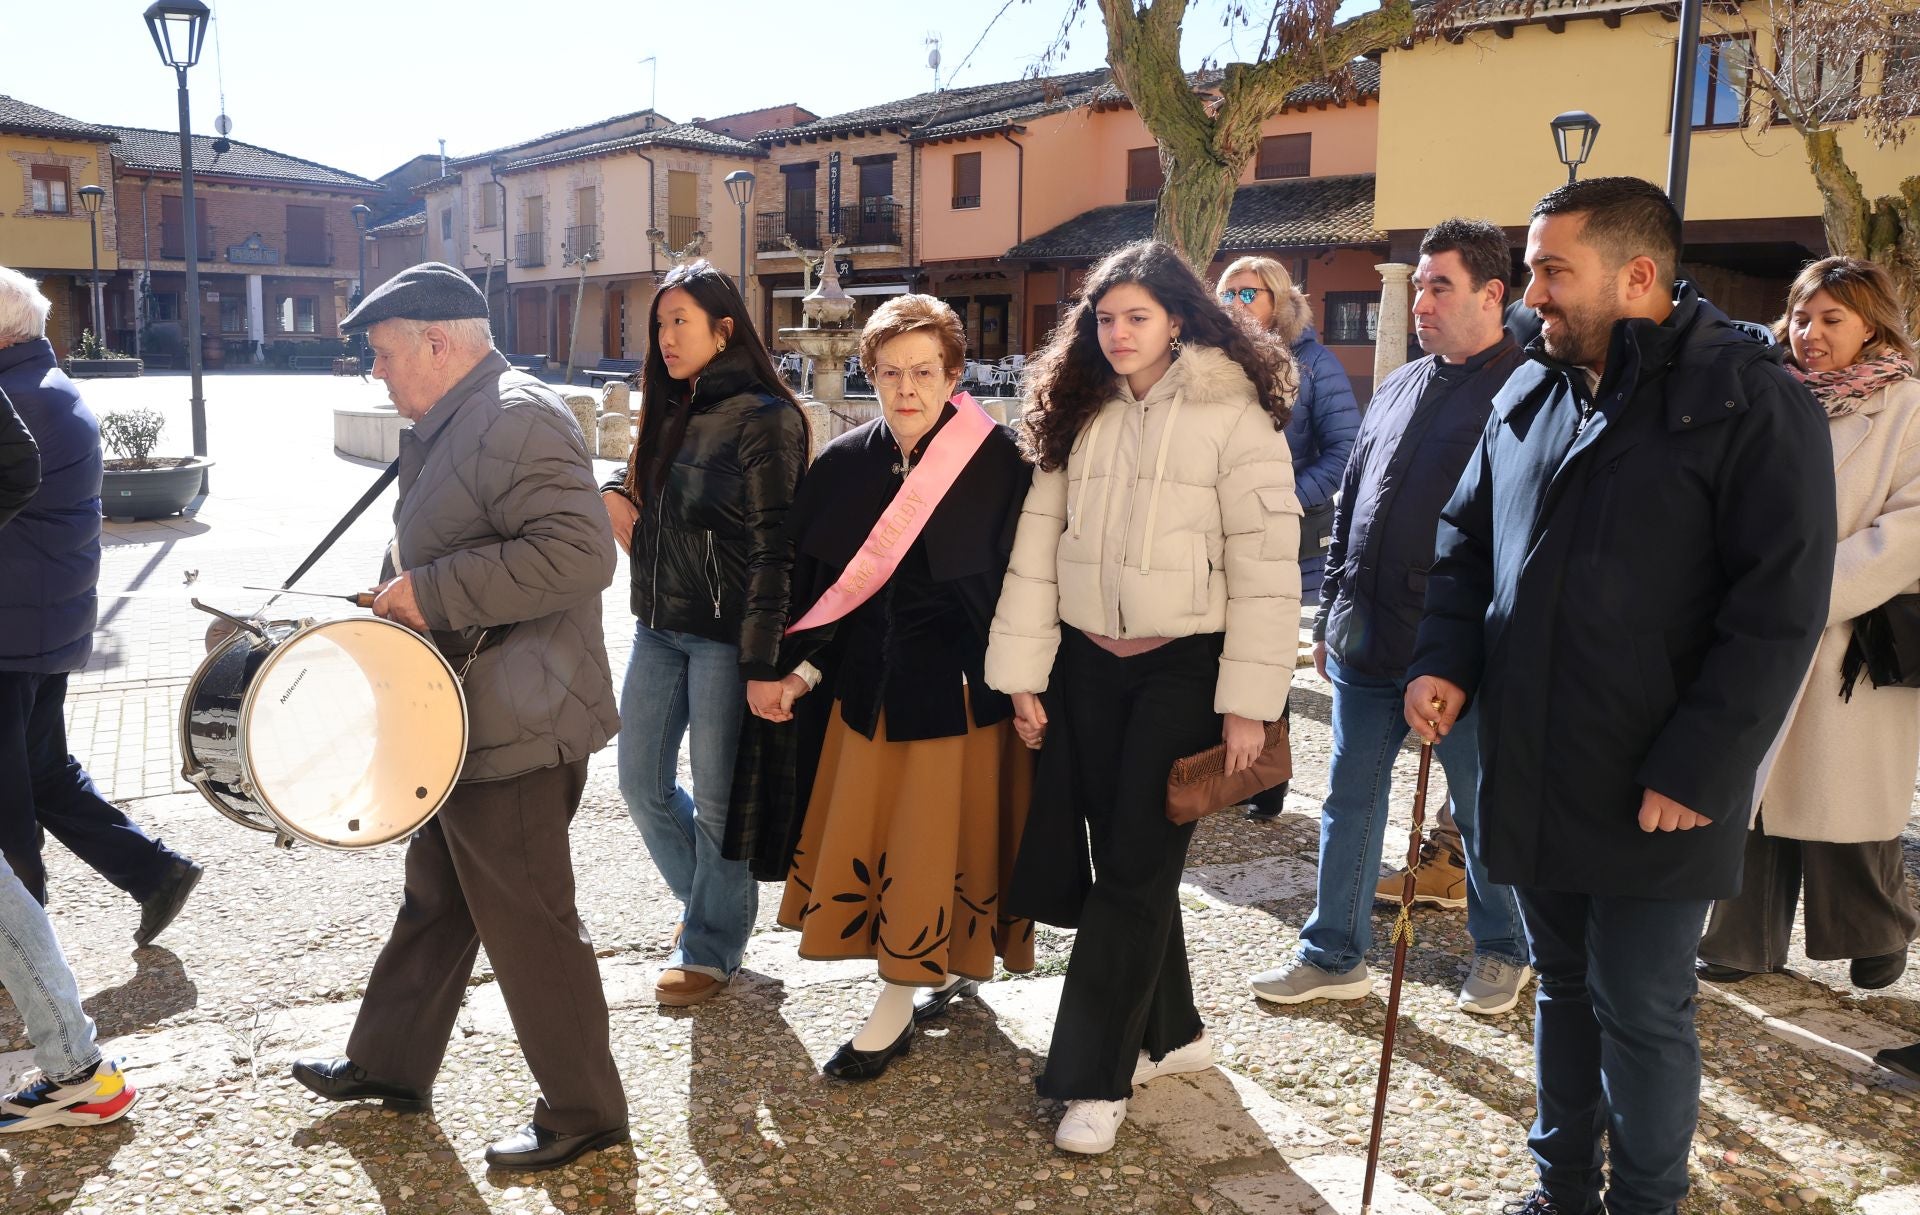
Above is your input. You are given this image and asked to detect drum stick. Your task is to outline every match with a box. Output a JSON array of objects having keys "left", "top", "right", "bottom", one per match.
[{"left": 101, "top": 586, "right": 375, "bottom": 607}]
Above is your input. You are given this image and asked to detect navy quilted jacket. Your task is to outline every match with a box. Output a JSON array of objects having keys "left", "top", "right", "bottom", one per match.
[{"left": 0, "top": 340, "right": 101, "bottom": 673}]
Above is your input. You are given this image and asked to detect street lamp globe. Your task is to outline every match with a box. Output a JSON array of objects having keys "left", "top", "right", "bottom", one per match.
[
  {"left": 143, "top": 0, "right": 211, "bottom": 70},
  {"left": 77, "top": 184, "right": 105, "bottom": 214},
  {"left": 724, "top": 170, "right": 756, "bottom": 210},
  {"left": 1550, "top": 111, "right": 1601, "bottom": 185},
  {"left": 351, "top": 202, "right": 372, "bottom": 230}
]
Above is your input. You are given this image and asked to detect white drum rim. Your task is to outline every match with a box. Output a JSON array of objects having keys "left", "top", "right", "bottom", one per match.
[{"left": 236, "top": 615, "right": 469, "bottom": 850}]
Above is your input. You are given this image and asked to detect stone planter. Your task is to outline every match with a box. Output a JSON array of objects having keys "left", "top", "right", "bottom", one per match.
[
  {"left": 100, "top": 457, "right": 212, "bottom": 522},
  {"left": 64, "top": 357, "right": 144, "bottom": 379}
]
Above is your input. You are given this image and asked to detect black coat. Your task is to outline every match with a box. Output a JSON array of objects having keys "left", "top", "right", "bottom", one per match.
[
  {"left": 0, "top": 340, "right": 101, "bottom": 674},
  {"left": 1317, "top": 337, "right": 1526, "bottom": 680},
  {"left": 0, "top": 387, "right": 39, "bottom": 531},
  {"left": 1407, "top": 286, "right": 1836, "bottom": 900},
  {"left": 610, "top": 348, "right": 809, "bottom": 673},
  {"left": 723, "top": 408, "right": 1030, "bottom": 881}
]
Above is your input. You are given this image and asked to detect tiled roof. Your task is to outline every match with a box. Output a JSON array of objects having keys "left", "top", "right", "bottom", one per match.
[
  {"left": 1004, "top": 174, "right": 1382, "bottom": 262},
  {"left": 0, "top": 96, "right": 118, "bottom": 143},
  {"left": 757, "top": 69, "right": 1113, "bottom": 143},
  {"left": 368, "top": 210, "right": 426, "bottom": 236},
  {"left": 447, "top": 108, "right": 675, "bottom": 166},
  {"left": 105, "top": 125, "right": 379, "bottom": 190},
  {"left": 499, "top": 123, "right": 762, "bottom": 174}
]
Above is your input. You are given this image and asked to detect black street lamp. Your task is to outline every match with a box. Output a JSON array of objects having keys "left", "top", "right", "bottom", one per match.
[
  {"left": 350, "top": 202, "right": 372, "bottom": 365},
  {"left": 1550, "top": 111, "right": 1601, "bottom": 187},
  {"left": 144, "top": 0, "right": 212, "bottom": 492},
  {"left": 724, "top": 170, "right": 755, "bottom": 303},
  {"left": 77, "top": 184, "right": 106, "bottom": 344}
]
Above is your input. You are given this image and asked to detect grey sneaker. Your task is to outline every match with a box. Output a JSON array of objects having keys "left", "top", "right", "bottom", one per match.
[
  {"left": 1458, "top": 955, "right": 1533, "bottom": 1016},
  {"left": 1249, "top": 958, "right": 1373, "bottom": 1004}
]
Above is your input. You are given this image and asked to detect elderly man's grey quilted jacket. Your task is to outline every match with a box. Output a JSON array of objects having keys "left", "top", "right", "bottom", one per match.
[{"left": 393, "top": 350, "right": 620, "bottom": 782}]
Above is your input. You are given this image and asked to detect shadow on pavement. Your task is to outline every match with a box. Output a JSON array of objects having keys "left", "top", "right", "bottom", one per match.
[{"left": 90, "top": 946, "right": 198, "bottom": 1038}]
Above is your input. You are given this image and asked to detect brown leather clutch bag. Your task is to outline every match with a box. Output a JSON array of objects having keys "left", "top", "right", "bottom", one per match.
[{"left": 1165, "top": 719, "right": 1293, "bottom": 825}]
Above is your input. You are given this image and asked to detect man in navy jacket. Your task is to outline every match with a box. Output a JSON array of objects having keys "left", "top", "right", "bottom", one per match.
[
  {"left": 1403, "top": 181, "right": 1834, "bottom": 1214},
  {"left": 0, "top": 266, "right": 202, "bottom": 944}
]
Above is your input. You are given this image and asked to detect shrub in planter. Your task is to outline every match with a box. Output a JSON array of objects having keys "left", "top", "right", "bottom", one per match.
[
  {"left": 98, "top": 408, "right": 212, "bottom": 521},
  {"left": 64, "top": 329, "right": 143, "bottom": 379}
]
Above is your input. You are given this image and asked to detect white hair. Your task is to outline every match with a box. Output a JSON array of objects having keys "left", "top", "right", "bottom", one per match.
[
  {"left": 0, "top": 266, "right": 52, "bottom": 346},
  {"left": 384, "top": 316, "right": 493, "bottom": 352}
]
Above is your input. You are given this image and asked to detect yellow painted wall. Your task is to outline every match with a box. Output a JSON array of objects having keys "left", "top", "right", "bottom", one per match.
[
  {"left": 0, "top": 135, "right": 119, "bottom": 272},
  {"left": 1376, "top": 12, "right": 1916, "bottom": 231}
]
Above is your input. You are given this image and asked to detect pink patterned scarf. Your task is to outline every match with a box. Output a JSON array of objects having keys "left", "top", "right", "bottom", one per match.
[{"left": 1790, "top": 352, "right": 1917, "bottom": 418}]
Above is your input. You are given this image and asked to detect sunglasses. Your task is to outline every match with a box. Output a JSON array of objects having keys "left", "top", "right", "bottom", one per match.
[{"left": 1219, "top": 287, "right": 1270, "bottom": 305}]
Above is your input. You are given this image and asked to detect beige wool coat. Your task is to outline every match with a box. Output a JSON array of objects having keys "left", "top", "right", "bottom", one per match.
[
  {"left": 985, "top": 343, "right": 1303, "bottom": 721},
  {"left": 1757, "top": 374, "right": 1920, "bottom": 842}
]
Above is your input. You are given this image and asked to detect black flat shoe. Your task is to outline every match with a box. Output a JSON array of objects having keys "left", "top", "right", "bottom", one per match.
[
  {"left": 484, "top": 1122, "right": 630, "bottom": 1171},
  {"left": 291, "top": 1056, "right": 430, "bottom": 1112},
  {"left": 1852, "top": 950, "right": 1909, "bottom": 990},
  {"left": 1875, "top": 1042, "right": 1920, "bottom": 1084},
  {"left": 1695, "top": 959, "right": 1761, "bottom": 984},
  {"left": 912, "top": 979, "right": 981, "bottom": 1024},
  {"left": 822, "top": 1022, "right": 913, "bottom": 1081},
  {"left": 135, "top": 857, "right": 204, "bottom": 947}
]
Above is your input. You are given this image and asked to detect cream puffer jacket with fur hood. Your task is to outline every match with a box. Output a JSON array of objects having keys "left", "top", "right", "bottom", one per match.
[{"left": 985, "top": 343, "right": 1303, "bottom": 721}]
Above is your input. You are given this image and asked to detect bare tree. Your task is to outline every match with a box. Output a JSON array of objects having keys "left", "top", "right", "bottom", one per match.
[
  {"left": 1041, "top": 0, "right": 1444, "bottom": 268},
  {"left": 1710, "top": 0, "right": 1920, "bottom": 325}
]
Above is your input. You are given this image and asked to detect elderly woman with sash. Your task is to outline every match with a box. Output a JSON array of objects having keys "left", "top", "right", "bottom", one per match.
[{"left": 729, "top": 294, "right": 1034, "bottom": 1080}]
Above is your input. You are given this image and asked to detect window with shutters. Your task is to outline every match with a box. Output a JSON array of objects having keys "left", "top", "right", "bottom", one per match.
[
  {"left": 952, "top": 152, "right": 981, "bottom": 209},
  {"left": 30, "top": 165, "right": 70, "bottom": 214},
  {"left": 1255, "top": 133, "right": 1311, "bottom": 180},
  {"left": 1125, "top": 147, "right": 1163, "bottom": 202},
  {"left": 478, "top": 185, "right": 501, "bottom": 230}
]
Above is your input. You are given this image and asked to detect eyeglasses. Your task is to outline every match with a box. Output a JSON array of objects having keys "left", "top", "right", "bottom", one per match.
[
  {"left": 1219, "top": 287, "right": 1270, "bottom": 305},
  {"left": 873, "top": 364, "right": 948, "bottom": 390}
]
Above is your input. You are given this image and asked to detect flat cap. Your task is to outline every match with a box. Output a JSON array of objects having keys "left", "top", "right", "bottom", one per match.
[{"left": 340, "top": 261, "right": 489, "bottom": 334}]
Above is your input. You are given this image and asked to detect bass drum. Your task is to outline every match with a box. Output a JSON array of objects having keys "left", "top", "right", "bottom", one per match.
[{"left": 180, "top": 615, "right": 467, "bottom": 849}]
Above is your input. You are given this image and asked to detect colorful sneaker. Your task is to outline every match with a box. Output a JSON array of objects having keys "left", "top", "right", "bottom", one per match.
[{"left": 0, "top": 1059, "right": 139, "bottom": 1132}]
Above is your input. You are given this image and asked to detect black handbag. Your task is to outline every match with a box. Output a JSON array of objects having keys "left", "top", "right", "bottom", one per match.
[
  {"left": 1298, "top": 498, "right": 1336, "bottom": 562},
  {"left": 1840, "top": 593, "right": 1920, "bottom": 700}
]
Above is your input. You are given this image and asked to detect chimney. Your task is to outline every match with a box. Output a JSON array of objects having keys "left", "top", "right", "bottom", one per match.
[{"left": 439, "top": 139, "right": 448, "bottom": 176}]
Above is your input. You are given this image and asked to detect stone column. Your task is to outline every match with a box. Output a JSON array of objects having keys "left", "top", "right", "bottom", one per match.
[
  {"left": 560, "top": 389, "right": 598, "bottom": 452},
  {"left": 1372, "top": 262, "right": 1414, "bottom": 390},
  {"left": 246, "top": 273, "right": 266, "bottom": 364}
]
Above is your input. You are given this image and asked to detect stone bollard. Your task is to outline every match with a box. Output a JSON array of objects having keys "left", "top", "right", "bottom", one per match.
[
  {"left": 560, "top": 390, "right": 598, "bottom": 452},
  {"left": 802, "top": 402, "right": 835, "bottom": 458},
  {"left": 598, "top": 381, "right": 633, "bottom": 461}
]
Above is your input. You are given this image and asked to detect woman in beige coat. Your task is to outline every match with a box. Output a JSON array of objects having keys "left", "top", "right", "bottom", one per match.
[
  {"left": 1699, "top": 257, "right": 1920, "bottom": 989},
  {"left": 985, "top": 240, "right": 1301, "bottom": 1155}
]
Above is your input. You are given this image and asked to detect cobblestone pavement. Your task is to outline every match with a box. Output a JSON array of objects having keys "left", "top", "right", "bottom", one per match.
[{"left": 4, "top": 373, "right": 1919, "bottom": 1214}]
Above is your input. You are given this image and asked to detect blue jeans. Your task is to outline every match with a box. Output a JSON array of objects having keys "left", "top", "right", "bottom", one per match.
[
  {"left": 617, "top": 624, "right": 756, "bottom": 980},
  {"left": 1518, "top": 889, "right": 1710, "bottom": 1215},
  {"left": 1297, "top": 653, "right": 1527, "bottom": 974},
  {"left": 0, "top": 852, "right": 98, "bottom": 1081}
]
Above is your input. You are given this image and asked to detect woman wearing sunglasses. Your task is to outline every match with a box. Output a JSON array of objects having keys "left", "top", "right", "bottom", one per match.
[{"left": 1216, "top": 257, "right": 1359, "bottom": 819}]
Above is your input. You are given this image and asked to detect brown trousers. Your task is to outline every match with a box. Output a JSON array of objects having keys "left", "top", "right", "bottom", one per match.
[
  {"left": 1699, "top": 820, "right": 1920, "bottom": 972},
  {"left": 346, "top": 759, "right": 626, "bottom": 1134}
]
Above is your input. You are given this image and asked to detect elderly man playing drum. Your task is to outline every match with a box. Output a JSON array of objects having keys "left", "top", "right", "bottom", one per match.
[{"left": 290, "top": 262, "right": 628, "bottom": 1172}]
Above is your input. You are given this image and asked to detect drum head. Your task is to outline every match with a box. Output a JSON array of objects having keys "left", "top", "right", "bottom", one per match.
[{"left": 240, "top": 617, "right": 466, "bottom": 848}]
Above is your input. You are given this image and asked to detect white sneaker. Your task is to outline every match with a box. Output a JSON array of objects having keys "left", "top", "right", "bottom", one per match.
[
  {"left": 1131, "top": 1029, "right": 1214, "bottom": 1087},
  {"left": 1054, "top": 1098, "right": 1127, "bottom": 1154},
  {"left": 1249, "top": 958, "right": 1374, "bottom": 1004},
  {"left": 1457, "top": 955, "right": 1533, "bottom": 1016}
]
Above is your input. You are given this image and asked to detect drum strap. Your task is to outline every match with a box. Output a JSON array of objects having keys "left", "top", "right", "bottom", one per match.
[{"left": 278, "top": 460, "right": 399, "bottom": 592}]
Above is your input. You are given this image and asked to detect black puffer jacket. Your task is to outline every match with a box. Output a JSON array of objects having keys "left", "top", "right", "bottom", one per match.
[
  {"left": 611, "top": 349, "right": 808, "bottom": 673},
  {"left": 0, "top": 387, "right": 39, "bottom": 530}
]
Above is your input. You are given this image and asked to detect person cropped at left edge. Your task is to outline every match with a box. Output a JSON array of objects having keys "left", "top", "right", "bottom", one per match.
[
  {"left": 0, "top": 386, "right": 38, "bottom": 528},
  {"left": 0, "top": 265, "right": 202, "bottom": 944},
  {"left": 600, "top": 260, "right": 810, "bottom": 1010},
  {"left": 290, "top": 262, "right": 629, "bottom": 1173}
]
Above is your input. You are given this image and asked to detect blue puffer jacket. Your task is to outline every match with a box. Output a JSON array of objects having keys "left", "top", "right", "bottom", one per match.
[
  {"left": 0, "top": 339, "right": 102, "bottom": 673},
  {"left": 1281, "top": 324, "right": 1360, "bottom": 603}
]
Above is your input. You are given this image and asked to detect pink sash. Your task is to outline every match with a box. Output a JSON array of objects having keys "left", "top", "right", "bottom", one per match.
[{"left": 786, "top": 393, "right": 996, "bottom": 634}]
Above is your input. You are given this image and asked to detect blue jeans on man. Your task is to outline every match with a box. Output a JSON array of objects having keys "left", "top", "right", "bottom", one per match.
[
  {"left": 617, "top": 624, "right": 757, "bottom": 980},
  {"left": 0, "top": 851, "right": 98, "bottom": 1082},
  {"left": 1297, "top": 653, "right": 1526, "bottom": 974}
]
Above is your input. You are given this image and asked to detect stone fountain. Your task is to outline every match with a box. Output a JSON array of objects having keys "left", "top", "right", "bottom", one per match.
[{"left": 775, "top": 232, "right": 865, "bottom": 452}]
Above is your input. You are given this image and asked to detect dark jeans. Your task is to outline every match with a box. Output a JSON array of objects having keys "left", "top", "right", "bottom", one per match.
[
  {"left": 1037, "top": 629, "right": 1222, "bottom": 1102},
  {"left": 1700, "top": 821, "right": 1919, "bottom": 970},
  {"left": 1518, "top": 888, "right": 1710, "bottom": 1215},
  {"left": 0, "top": 671, "right": 174, "bottom": 906},
  {"left": 346, "top": 759, "right": 627, "bottom": 1135}
]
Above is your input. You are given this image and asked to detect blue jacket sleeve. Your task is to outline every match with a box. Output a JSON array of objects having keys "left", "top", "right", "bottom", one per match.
[
  {"left": 1405, "top": 412, "right": 1499, "bottom": 698},
  {"left": 1292, "top": 342, "right": 1359, "bottom": 511}
]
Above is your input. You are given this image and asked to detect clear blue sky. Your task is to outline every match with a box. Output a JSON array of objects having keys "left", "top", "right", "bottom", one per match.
[{"left": 7, "top": 1, "right": 1358, "bottom": 183}]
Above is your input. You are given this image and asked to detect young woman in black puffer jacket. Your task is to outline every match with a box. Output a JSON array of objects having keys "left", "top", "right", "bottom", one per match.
[{"left": 601, "top": 260, "right": 809, "bottom": 1008}]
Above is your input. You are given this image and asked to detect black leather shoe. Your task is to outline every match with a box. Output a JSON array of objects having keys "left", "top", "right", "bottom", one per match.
[
  {"left": 822, "top": 1022, "right": 913, "bottom": 1081},
  {"left": 1695, "top": 959, "right": 1760, "bottom": 984},
  {"left": 1875, "top": 1041, "right": 1920, "bottom": 1084},
  {"left": 912, "top": 979, "right": 980, "bottom": 1024},
  {"left": 135, "top": 856, "right": 203, "bottom": 947},
  {"left": 484, "top": 1122, "right": 630, "bottom": 1171},
  {"left": 291, "top": 1057, "right": 430, "bottom": 1112},
  {"left": 1852, "top": 950, "right": 1909, "bottom": 990}
]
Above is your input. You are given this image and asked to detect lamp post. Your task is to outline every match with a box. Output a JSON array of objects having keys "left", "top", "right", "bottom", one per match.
[
  {"left": 76, "top": 185, "right": 106, "bottom": 345},
  {"left": 143, "top": 0, "right": 211, "bottom": 492},
  {"left": 724, "top": 170, "right": 755, "bottom": 303},
  {"left": 1550, "top": 111, "right": 1601, "bottom": 186},
  {"left": 350, "top": 202, "right": 372, "bottom": 365}
]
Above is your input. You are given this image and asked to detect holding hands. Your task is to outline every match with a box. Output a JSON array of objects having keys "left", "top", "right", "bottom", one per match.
[{"left": 746, "top": 673, "right": 810, "bottom": 723}]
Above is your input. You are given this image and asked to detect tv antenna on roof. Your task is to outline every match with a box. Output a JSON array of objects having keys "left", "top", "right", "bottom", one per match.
[
  {"left": 926, "top": 33, "right": 942, "bottom": 91},
  {"left": 210, "top": 5, "right": 232, "bottom": 154}
]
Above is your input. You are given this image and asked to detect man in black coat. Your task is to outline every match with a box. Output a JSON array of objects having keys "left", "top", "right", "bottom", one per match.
[
  {"left": 0, "top": 388, "right": 38, "bottom": 529},
  {"left": 1404, "top": 179, "right": 1834, "bottom": 1215}
]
